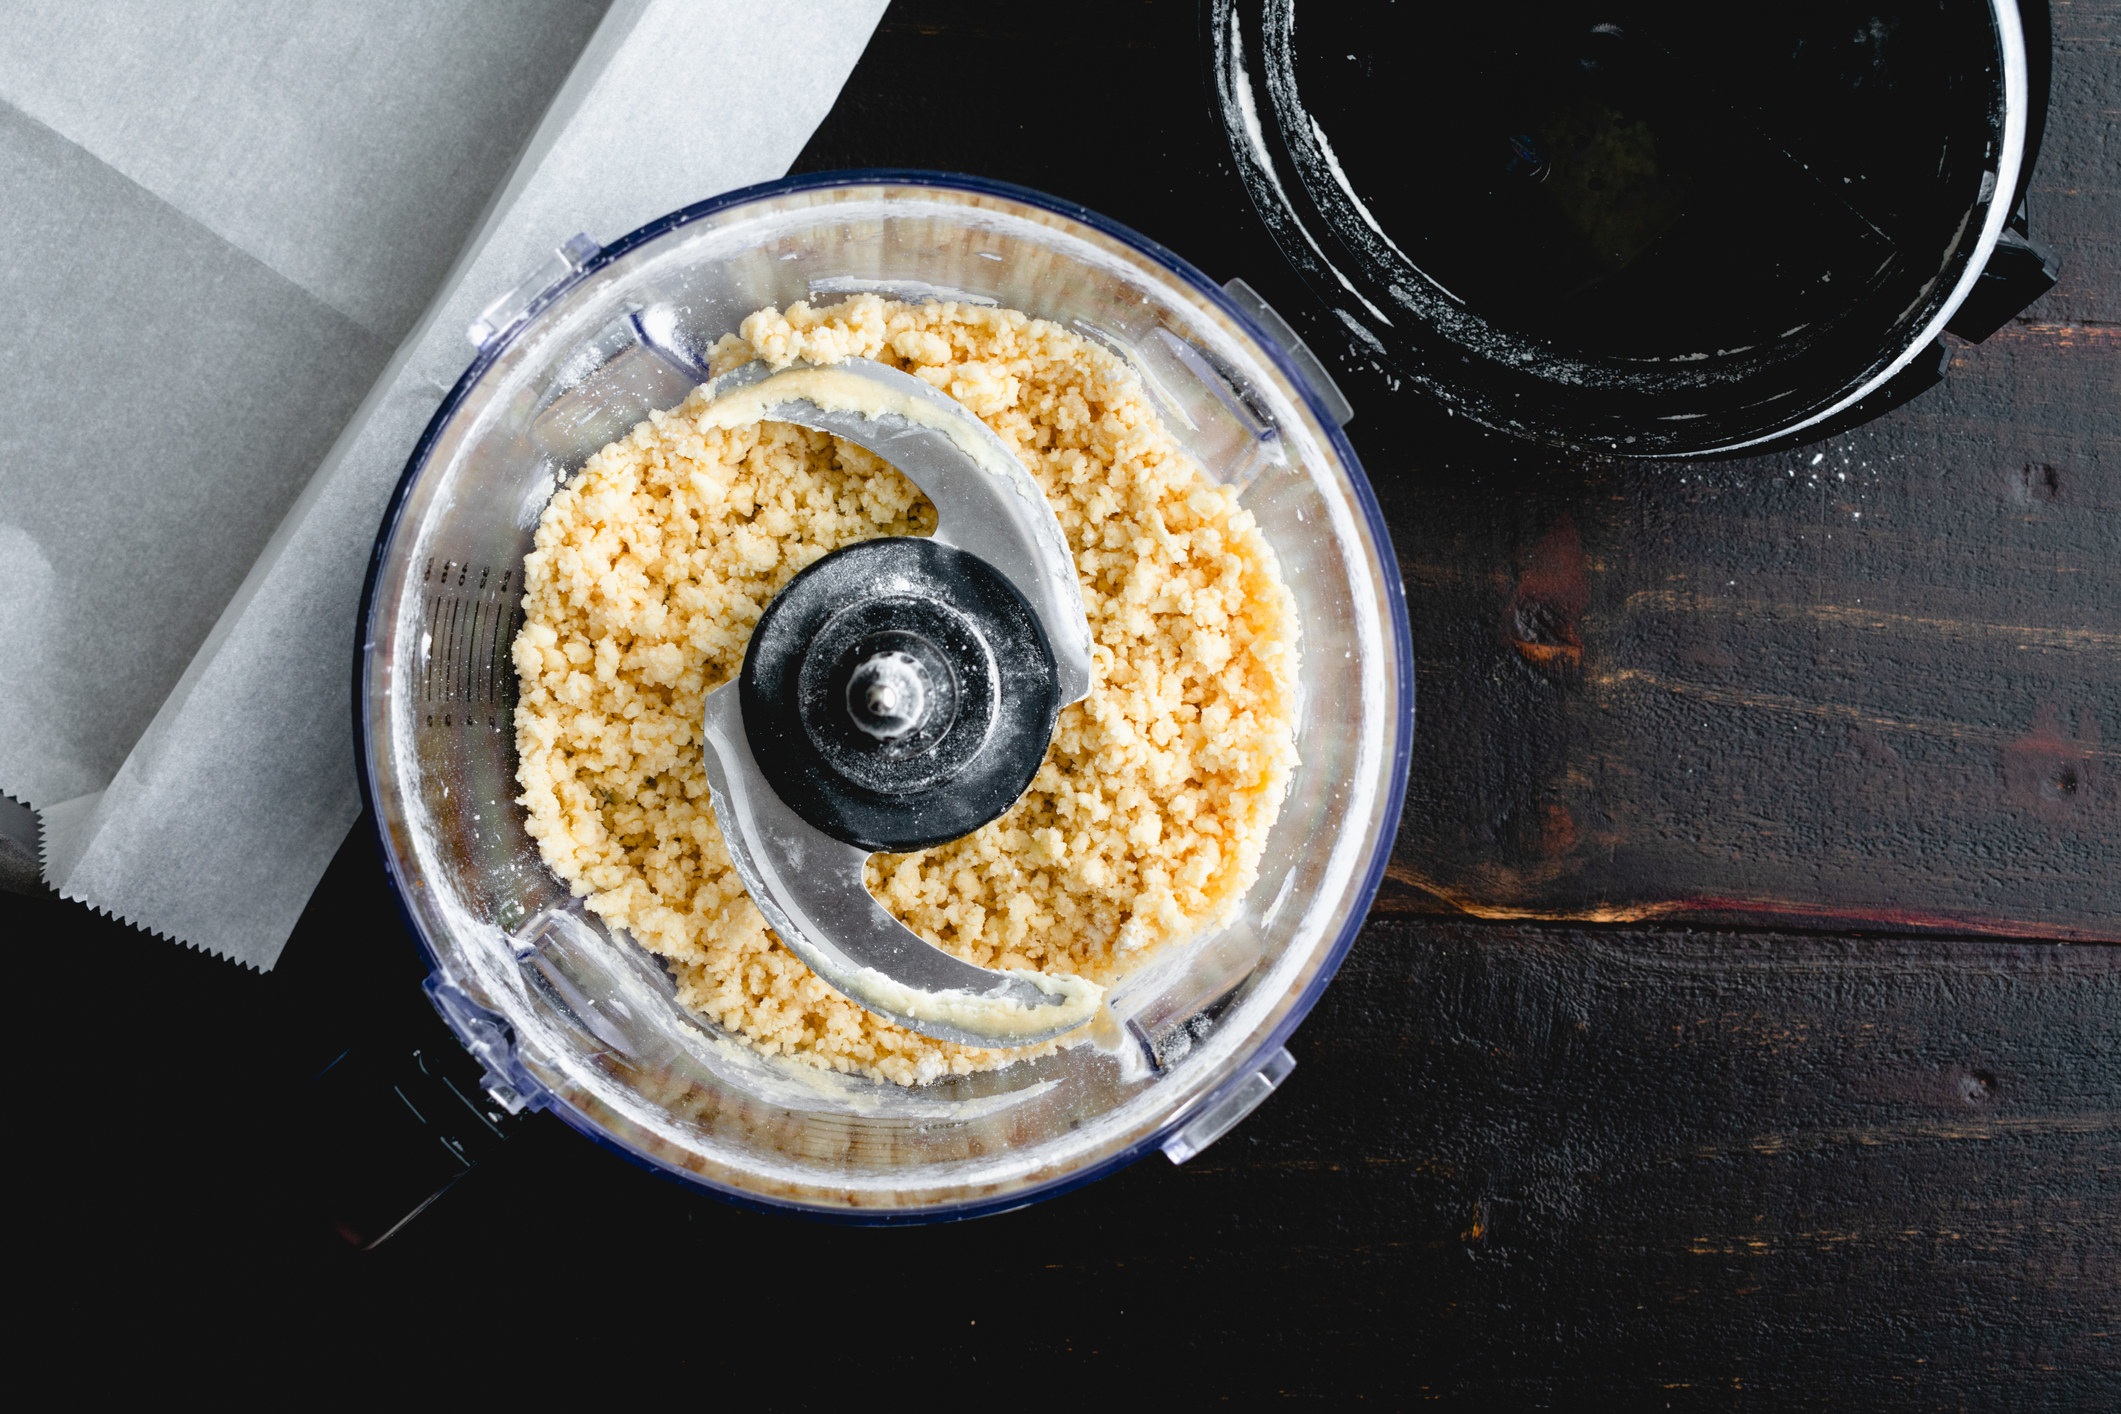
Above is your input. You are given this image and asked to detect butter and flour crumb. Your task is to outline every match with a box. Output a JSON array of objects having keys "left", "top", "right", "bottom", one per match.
[{"left": 511, "top": 296, "right": 1299, "bottom": 1085}]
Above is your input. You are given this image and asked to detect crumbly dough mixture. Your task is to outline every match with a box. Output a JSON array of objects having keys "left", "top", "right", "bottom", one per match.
[{"left": 512, "top": 296, "right": 1299, "bottom": 1084}]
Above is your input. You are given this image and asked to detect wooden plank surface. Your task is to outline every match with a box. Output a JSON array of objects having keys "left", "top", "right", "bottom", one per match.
[
  {"left": 1374, "top": 317, "right": 2120, "bottom": 938},
  {"left": 36, "top": 855, "right": 2110, "bottom": 1404},
  {"left": 2040, "top": 0, "right": 2121, "bottom": 325},
  {"left": 417, "top": 919, "right": 2121, "bottom": 1404}
]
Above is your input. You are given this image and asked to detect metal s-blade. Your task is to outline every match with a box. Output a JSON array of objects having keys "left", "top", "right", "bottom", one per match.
[
  {"left": 698, "top": 686, "right": 1101, "bottom": 1049},
  {"left": 706, "top": 358, "right": 1092, "bottom": 705}
]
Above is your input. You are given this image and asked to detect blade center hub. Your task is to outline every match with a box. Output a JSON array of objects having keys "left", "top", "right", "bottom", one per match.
[{"left": 845, "top": 648, "right": 931, "bottom": 739}]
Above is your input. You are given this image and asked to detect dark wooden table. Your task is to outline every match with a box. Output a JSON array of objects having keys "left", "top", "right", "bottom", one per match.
[{"left": 19, "top": 3, "right": 2115, "bottom": 1403}]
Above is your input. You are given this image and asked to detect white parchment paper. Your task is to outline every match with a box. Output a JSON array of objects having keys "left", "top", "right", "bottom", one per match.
[{"left": 1, "top": 0, "right": 888, "bottom": 965}]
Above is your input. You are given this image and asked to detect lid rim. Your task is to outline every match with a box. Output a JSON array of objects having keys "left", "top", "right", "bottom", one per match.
[{"left": 1208, "top": 0, "right": 2035, "bottom": 455}]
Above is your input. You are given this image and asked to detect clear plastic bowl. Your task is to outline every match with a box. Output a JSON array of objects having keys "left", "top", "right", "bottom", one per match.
[{"left": 357, "top": 173, "right": 1413, "bottom": 1219}]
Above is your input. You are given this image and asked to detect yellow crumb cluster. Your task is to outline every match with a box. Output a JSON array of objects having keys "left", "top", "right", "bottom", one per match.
[{"left": 512, "top": 296, "right": 1298, "bottom": 1084}]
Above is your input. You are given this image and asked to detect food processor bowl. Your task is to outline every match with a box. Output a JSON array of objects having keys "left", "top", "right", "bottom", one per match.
[{"left": 357, "top": 172, "right": 1414, "bottom": 1218}]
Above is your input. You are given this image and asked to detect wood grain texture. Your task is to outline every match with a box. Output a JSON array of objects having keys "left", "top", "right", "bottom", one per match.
[
  {"left": 2036, "top": 0, "right": 2120, "bottom": 324},
  {"left": 46, "top": 856, "right": 2108, "bottom": 1404},
  {"left": 1377, "top": 319, "right": 2120, "bottom": 937},
  {"left": 483, "top": 918, "right": 2112, "bottom": 1406}
]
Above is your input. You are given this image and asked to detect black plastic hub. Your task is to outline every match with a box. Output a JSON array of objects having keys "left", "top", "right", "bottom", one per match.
[
  {"left": 739, "top": 537, "right": 1061, "bottom": 853},
  {"left": 1216, "top": 0, "right": 2047, "bottom": 452}
]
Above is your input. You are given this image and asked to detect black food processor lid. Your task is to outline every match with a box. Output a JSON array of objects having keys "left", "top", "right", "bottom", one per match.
[{"left": 1212, "top": 0, "right": 2050, "bottom": 453}]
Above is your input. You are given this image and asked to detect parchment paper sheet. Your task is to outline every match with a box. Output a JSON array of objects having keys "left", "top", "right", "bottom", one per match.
[{"left": 1, "top": 0, "right": 889, "bottom": 966}]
